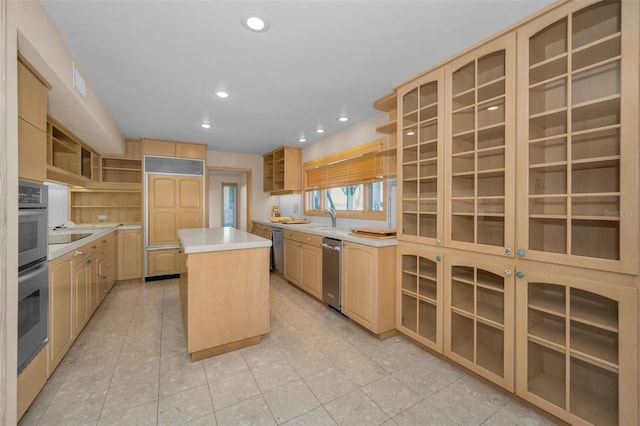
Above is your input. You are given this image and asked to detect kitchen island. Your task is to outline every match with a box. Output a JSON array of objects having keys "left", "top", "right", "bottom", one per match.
[{"left": 178, "top": 227, "right": 272, "bottom": 361}]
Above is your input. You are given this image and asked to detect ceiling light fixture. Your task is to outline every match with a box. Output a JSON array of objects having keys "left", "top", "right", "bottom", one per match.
[
  {"left": 216, "top": 91, "right": 229, "bottom": 98},
  {"left": 242, "top": 15, "right": 270, "bottom": 33},
  {"left": 338, "top": 116, "right": 349, "bottom": 122},
  {"left": 487, "top": 105, "right": 499, "bottom": 111},
  {"left": 316, "top": 129, "right": 325, "bottom": 134},
  {"left": 298, "top": 137, "right": 307, "bottom": 143},
  {"left": 407, "top": 131, "right": 415, "bottom": 136},
  {"left": 201, "top": 123, "right": 211, "bottom": 129}
]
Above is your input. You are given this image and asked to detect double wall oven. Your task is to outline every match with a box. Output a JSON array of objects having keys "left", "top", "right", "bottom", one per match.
[{"left": 18, "top": 181, "right": 49, "bottom": 373}]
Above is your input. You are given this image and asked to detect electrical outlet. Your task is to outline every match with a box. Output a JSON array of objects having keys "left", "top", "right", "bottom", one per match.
[{"left": 98, "top": 215, "right": 107, "bottom": 221}]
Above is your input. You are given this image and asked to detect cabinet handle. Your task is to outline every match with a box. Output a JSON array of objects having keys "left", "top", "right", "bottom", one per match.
[
  {"left": 517, "top": 249, "right": 525, "bottom": 257},
  {"left": 92, "top": 245, "right": 97, "bottom": 249},
  {"left": 102, "top": 240, "right": 107, "bottom": 243},
  {"left": 74, "top": 250, "right": 85, "bottom": 256},
  {"left": 436, "top": 239, "right": 442, "bottom": 245},
  {"left": 504, "top": 268, "right": 512, "bottom": 276},
  {"left": 516, "top": 271, "right": 524, "bottom": 278},
  {"left": 87, "top": 259, "right": 92, "bottom": 264},
  {"left": 505, "top": 248, "right": 512, "bottom": 255},
  {"left": 436, "top": 255, "right": 441, "bottom": 262}
]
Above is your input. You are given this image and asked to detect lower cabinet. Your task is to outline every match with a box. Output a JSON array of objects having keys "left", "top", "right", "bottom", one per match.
[
  {"left": 396, "top": 244, "right": 444, "bottom": 353},
  {"left": 283, "top": 231, "right": 322, "bottom": 300},
  {"left": 118, "top": 229, "right": 142, "bottom": 280},
  {"left": 515, "top": 269, "right": 638, "bottom": 426},
  {"left": 47, "top": 253, "right": 74, "bottom": 375},
  {"left": 147, "top": 247, "right": 182, "bottom": 276},
  {"left": 73, "top": 255, "right": 92, "bottom": 336},
  {"left": 342, "top": 242, "right": 396, "bottom": 337},
  {"left": 17, "top": 344, "right": 48, "bottom": 420},
  {"left": 444, "top": 255, "right": 515, "bottom": 392}
]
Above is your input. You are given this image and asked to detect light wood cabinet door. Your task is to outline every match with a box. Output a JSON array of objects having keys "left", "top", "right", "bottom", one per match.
[
  {"left": 118, "top": 230, "right": 142, "bottom": 280},
  {"left": 88, "top": 255, "right": 101, "bottom": 315},
  {"left": 176, "top": 142, "right": 207, "bottom": 160},
  {"left": 17, "top": 343, "right": 48, "bottom": 420},
  {"left": 300, "top": 243, "right": 322, "bottom": 299},
  {"left": 396, "top": 244, "right": 444, "bottom": 353},
  {"left": 148, "top": 175, "right": 203, "bottom": 246},
  {"left": 263, "top": 146, "right": 302, "bottom": 194},
  {"left": 147, "top": 248, "right": 182, "bottom": 276},
  {"left": 514, "top": 268, "right": 637, "bottom": 426},
  {"left": 18, "top": 118, "right": 47, "bottom": 183},
  {"left": 18, "top": 60, "right": 47, "bottom": 131},
  {"left": 48, "top": 253, "right": 74, "bottom": 375},
  {"left": 283, "top": 238, "right": 300, "bottom": 285},
  {"left": 444, "top": 33, "right": 517, "bottom": 258},
  {"left": 515, "top": 0, "right": 639, "bottom": 274},
  {"left": 73, "top": 259, "right": 91, "bottom": 335},
  {"left": 443, "top": 255, "right": 515, "bottom": 392},
  {"left": 342, "top": 242, "right": 395, "bottom": 336},
  {"left": 143, "top": 138, "right": 176, "bottom": 157}
]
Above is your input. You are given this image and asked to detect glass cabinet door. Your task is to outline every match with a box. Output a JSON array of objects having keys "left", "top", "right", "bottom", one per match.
[
  {"left": 445, "top": 34, "right": 516, "bottom": 257},
  {"left": 516, "top": 0, "right": 639, "bottom": 273},
  {"left": 515, "top": 269, "right": 637, "bottom": 425},
  {"left": 444, "top": 255, "right": 515, "bottom": 391},
  {"left": 397, "top": 69, "right": 444, "bottom": 244},
  {"left": 397, "top": 246, "right": 443, "bottom": 353}
]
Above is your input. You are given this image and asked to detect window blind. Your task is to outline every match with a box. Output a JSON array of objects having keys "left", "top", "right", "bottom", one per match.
[{"left": 304, "top": 139, "right": 386, "bottom": 190}]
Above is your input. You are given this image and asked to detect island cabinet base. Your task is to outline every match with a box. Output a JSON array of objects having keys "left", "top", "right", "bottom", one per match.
[{"left": 180, "top": 246, "right": 270, "bottom": 361}]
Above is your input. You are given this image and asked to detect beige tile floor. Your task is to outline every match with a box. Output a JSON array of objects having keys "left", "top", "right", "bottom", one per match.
[{"left": 20, "top": 274, "right": 560, "bottom": 425}]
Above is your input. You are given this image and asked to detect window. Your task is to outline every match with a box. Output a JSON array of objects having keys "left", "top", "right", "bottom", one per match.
[{"left": 303, "top": 139, "right": 391, "bottom": 220}]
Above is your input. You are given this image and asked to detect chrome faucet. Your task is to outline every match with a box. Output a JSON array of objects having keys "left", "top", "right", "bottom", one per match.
[{"left": 325, "top": 208, "right": 337, "bottom": 228}]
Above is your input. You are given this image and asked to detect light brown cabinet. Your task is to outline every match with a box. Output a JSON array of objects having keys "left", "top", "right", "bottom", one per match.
[
  {"left": 263, "top": 146, "right": 302, "bottom": 194},
  {"left": 444, "top": 255, "right": 515, "bottom": 391},
  {"left": 342, "top": 241, "right": 395, "bottom": 338},
  {"left": 17, "top": 343, "right": 48, "bottom": 420},
  {"left": 47, "top": 116, "right": 100, "bottom": 186},
  {"left": 70, "top": 188, "right": 142, "bottom": 225},
  {"left": 515, "top": 269, "right": 637, "bottom": 425},
  {"left": 396, "top": 244, "right": 444, "bottom": 353},
  {"left": 47, "top": 253, "right": 74, "bottom": 375},
  {"left": 73, "top": 254, "right": 92, "bottom": 336},
  {"left": 393, "top": 0, "right": 640, "bottom": 423},
  {"left": 147, "top": 248, "right": 183, "bottom": 276},
  {"left": 283, "top": 230, "right": 322, "bottom": 300},
  {"left": 147, "top": 175, "right": 203, "bottom": 247},
  {"left": 18, "top": 59, "right": 49, "bottom": 183},
  {"left": 142, "top": 138, "right": 207, "bottom": 160},
  {"left": 118, "top": 229, "right": 142, "bottom": 280}
]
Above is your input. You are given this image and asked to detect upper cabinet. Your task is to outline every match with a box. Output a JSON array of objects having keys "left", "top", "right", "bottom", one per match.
[
  {"left": 263, "top": 146, "right": 302, "bottom": 195},
  {"left": 397, "top": 68, "right": 445, "bottom": 245},
  {"left": 516, "top": 0, "right": 639, "bottom": 274},
  {"left": 445, "top": 34, "right": 516, "bottom": 257},
  {"left": 18, "top": 58, "right": 49, "bottom": 183},
  {"left": 142, "top": 138, "right": 207, "bottom": 160}
]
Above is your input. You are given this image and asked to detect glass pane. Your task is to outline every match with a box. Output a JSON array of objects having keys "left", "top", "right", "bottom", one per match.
[
  {"left": 326, "top": 185, "right": 363, "bottom": 211},
  {"left": 369, "top": 182, "right": 384, "bottom": 212},
  {"left": 306, "top": 190, "right": 321, "bottom": 211},
  {"left": 222, "top": 185, "right": 236, "bottom": 227}
]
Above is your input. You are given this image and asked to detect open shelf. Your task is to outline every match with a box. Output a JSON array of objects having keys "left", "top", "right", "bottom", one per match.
[
  {"left": 527, "top": 340, "right": 566, "bottom": 409},
  {"left": 570, "top": 356, "right": 619, "bottom": 426},
  {"left": 401, "top": 292, "right": 418, "bottom": 333}
]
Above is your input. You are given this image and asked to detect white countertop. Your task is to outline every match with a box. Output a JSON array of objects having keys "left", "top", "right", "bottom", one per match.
[
  {"left": 253, "top": 219, "right": 397, "bottom": 247},
  {"left": 178, "top": 227, "right": 272, "bottom": 254},
  {"left": 48, "top": 223, "right": 141, "bottom": 260}
]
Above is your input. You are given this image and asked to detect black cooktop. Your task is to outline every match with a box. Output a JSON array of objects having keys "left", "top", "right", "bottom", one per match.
[{"left": 48, "top": 233, "right": 92, "bottom": 245}]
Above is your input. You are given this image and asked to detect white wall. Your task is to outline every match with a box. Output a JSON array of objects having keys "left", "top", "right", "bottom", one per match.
[{"left": 206, "top": 149, "right": 275, "bottom": 223}]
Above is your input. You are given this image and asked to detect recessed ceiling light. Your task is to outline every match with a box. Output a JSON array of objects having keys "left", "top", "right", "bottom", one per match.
[
  {"left": 406, "top": 131, "right": 415, "bottom": 136},
  {"left": 242, "top": 15, "right": 270, "bottom": 32},
  {"left": 216, "top": 91, "right": 229, "bottom": 98},
  {"left": 316, "top": 129, "right": 325, "bottom": 134},
  {"left": 298, "top": 137, "right": 307, "bottom": 143},
  {"left": 338, "top": 116, "right": 349, "bottom": 122},
  {"left": 487, "top": 105, "right": 499, "bottom": 111},
  {"left": 201, "top": 123, "right": 211, "bottom": 129}
]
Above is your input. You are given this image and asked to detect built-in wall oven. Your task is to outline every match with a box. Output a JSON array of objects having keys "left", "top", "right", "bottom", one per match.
[{"left": 18, "top": 180, "right": 49, "bottom": 374}]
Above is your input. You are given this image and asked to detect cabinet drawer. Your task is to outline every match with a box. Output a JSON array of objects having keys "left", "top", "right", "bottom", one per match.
[
  {"left": 147, "top": 248, "right": 183, "bottom": 276},
  {"left": 283, "top": 230, "right": 322, "bottom": 246},
  {"left": 252, "top": 224, "right": 272, "bottom": 239},
  {"left": 72, "top": 241, "right": 100, "bottom": 264}
]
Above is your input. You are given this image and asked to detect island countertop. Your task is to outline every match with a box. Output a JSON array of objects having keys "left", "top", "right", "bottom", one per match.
[{"left": 178, "top": 227, "right": 272, "bottom": 254}]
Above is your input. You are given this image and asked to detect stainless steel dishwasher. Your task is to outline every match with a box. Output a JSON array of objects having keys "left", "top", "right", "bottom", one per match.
[
  {"left": 322, "top": 237, "right": 342, "bottom": 311},
  {"left": 272, "top": 228, "right": 284, "bottom": 274}
]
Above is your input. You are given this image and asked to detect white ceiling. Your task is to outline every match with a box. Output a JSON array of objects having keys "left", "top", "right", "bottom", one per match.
[{"left": 41, "top": 0, "right": 553, "bottom": 156}]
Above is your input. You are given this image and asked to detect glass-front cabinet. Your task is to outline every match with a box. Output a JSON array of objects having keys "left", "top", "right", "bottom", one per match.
[
  {"left": 516, "top": 0, "right": 639, "bottom": 274},
  {"left": 444, "top": 256, "right": 515, "bottom": 391},
  {"left": 396, "top": 245, "right": 443, "bottom": 353},
  {"left": 444, "top": 34, "right": 516, "bottom": 257},
  {"left": 515, "top": 269, "right": 637, "bottom": 425},
  {"left": 397, "top": 68, "right": 444, "bottom": 244}
]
